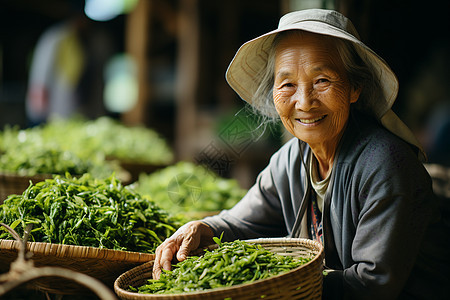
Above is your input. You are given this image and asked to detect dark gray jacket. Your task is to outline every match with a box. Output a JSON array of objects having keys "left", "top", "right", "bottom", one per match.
[{"left": 203, "top": 111, "right": 449, "bottom": 299}]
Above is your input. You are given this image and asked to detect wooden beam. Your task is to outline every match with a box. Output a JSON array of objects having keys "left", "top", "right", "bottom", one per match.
[
  {"left": 122, "top": 0, "right": 152, "bottom": 126},
  {"left": 175, "top": 0, "right": 200, "bottom": 160}
]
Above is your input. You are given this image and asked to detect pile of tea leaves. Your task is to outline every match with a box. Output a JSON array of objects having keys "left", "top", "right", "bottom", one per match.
[
  {"left": 133, "top": 236, "right": 312, "bottom": 294},
  {"left": 133, "top": 162, "right": 247, "bottom": 215},
  {"left": 0, "top": 174, "right": 180, "bottom": 252}
]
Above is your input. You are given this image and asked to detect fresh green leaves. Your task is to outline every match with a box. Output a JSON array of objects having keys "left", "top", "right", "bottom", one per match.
[
  {"left": 0, "top": 123, "right": 113, "bottom": 178},
  {"left": 0, "top": 174, "right": 180, "bottom": 252},
  {"left": 33, "top": 116, "right": 174, "bottom": 165},
  {"left": 0, "top": 145, "right": 109, "bottom": 177},
  {"left": 135, "top": 239, "right": 312, "bottom": 294},
  {"left": 0, "top": 116, "right": 174, "bottom": 177},
  {"left": 133, "top": 162, "right": 247, "bottom": 215},
  {"left": 212, "top": 231, "right": 224, "bottom": 247}
]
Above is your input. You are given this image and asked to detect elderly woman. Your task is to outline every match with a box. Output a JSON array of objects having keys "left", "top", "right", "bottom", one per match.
[{"left": 153, "top": 9, "right": 448, "bottom": 299}]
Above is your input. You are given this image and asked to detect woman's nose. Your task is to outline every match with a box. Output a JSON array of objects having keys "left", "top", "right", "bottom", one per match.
[{"left": 293, "top": 86, "right": 318, "bottom": 111}]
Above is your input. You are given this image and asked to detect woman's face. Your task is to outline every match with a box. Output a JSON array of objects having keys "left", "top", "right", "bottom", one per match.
[{"left": 273, "top": 32, "right": 361, "bottom": 153}]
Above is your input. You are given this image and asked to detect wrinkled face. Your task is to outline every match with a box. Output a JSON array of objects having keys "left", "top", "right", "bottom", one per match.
[{"left": 273, "top": 32, "right": 361, "bottom": 152}]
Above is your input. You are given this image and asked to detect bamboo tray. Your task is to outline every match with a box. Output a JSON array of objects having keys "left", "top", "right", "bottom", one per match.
[
  {"left": 0, "top": 172, "right": 52, "bottom": 204},
  {"left": 114, "top": 238, "right": 324, "bottom": 300},
  {"left": 0, "top": 239, "right": 154, "bottom": 295},
  {"left": 105, "top": 157, "right": 168, "bottom": 184}
]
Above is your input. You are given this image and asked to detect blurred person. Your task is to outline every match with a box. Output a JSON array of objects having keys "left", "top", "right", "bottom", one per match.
[
  {"left": 152, "top": 9, "right": 449, "bottom": 299},
  {"left": 26, "top": 1, "right": 112, "bottom": 125}
]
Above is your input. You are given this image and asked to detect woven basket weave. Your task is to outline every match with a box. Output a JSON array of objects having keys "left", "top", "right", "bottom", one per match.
[
  {"left": 0, "top": 239, "right": 154, "bottom": 295},
  {"left": 0, "top": 172, "right": 52, "bottom": 204},
  {"left": 114, "top": 238, "right": 324, "bottom": 300},
  {"left": 118, "top": 161, "right": 167, "bottom": 184}
]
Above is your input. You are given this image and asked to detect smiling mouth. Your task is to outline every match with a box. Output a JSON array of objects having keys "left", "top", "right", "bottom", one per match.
[{"left": 296, "top": 115, "right": 326, "bottom": 124}]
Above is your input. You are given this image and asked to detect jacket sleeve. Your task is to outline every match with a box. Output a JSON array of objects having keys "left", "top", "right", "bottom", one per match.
[{"left": 202, "top": 144, "right": 293, "bottom": 242}]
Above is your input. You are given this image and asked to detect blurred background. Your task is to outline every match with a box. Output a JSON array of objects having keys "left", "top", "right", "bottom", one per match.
[{"left": 0, "top": 0, "right": 449, "bottom": 189}]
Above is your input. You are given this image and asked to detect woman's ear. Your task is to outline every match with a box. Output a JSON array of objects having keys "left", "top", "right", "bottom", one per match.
[{"left": 350, "top": 86, "right": 362, "bottom": 104}]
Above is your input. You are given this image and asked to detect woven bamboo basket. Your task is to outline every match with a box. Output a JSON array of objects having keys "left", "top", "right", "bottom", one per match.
[
  {"left": 114, "top": 238, "right": 324, "bottom": 300},
  {"left": 424, "top": 163, "right": 450, "bottom": 199},
  {"left": 0, "top": 172, "right": 52, "bottom": 204},
  {"left": 0, "top": 239, "right": 154, "bottom": 295},
  {"left": 108, "top": 158, "right": 167, "bottom": 184}
]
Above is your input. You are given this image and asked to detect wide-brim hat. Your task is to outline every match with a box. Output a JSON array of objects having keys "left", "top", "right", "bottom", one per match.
[{"left": 225, "top": 9, "right": 425, "bottom": 161}]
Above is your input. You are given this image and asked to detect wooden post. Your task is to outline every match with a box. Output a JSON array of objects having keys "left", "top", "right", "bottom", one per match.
[
  {"left": 122, "top": 0, "right": 152, "bottom": 126},
  {"left": 175, "top": 0, "right": 200, "bottom": 160},
  {"left": 216, "top": 0, "right": 239, "bottom": 110}
]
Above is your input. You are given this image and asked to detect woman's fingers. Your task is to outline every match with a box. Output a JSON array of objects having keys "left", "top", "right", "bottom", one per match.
[
  {"left": 161, "top": 245, "right": 175, "bottom": 270},
  {"left": 153, "top": 239, "right": 178, "bottom": 279},
  {"left": 152, "top": 221, "right": 214, "bottom": 280},
  {"left": 152, "top": 224, "right": 190, "bottom": 279},
  {"left": 152, "top": 246, "right": 164, "bottom": 279},
  {"left": 176, "top": 234, "right": 193, "bottom": 262}
]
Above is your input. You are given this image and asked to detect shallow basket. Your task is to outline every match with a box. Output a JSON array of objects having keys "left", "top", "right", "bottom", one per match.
[
  {"left": 0, "top": 239, "right": 154, "bottom": 295},
  {"left": 114, "top": 238, "right": 324, "bottom": 300},
  {"left": 0, "top": 172, "right": 52, "bottom": 204},
  {"left": 424, "top": 163, "right": 450, "bottom": 199},
  {"left": 111, "top": 159, "right": 168, "bottom": 184}
]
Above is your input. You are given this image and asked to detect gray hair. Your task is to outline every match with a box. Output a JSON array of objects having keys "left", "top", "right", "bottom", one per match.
[{"left": 250, "top": 30, "right": 383, "bottom": 120}]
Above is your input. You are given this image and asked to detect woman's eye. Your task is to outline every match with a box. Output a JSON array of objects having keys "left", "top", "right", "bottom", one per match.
[
  {"left": 281, "top": 83, "right": 294, "bottom": 88},
  {"left": 316, "top": 78, "right": 329, "bottom": 84}
]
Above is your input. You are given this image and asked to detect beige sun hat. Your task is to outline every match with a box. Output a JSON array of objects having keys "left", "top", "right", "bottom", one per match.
[{"left": 225, "top": 8, "right": 426, "bottom": 161}]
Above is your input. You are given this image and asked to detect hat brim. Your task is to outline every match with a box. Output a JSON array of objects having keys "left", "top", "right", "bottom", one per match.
[{"left": 225, "top": 20, "right": 399, "bottom": 119}]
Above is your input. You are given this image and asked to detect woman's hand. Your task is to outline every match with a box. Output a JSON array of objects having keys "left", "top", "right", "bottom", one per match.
[{"left": 152, "top": 220, "right": 214, "bottom": 279}]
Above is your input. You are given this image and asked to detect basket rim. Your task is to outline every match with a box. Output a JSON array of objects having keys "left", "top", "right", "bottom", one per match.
[
  {"left": 0, "top": 239, "right": 155, "bottom": 263},
  {"left": 0, "top": 171, "right": 54, "bottom": 179},
  {"left": 114, "top": 237, "right": 324, "bottom": 299}
]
